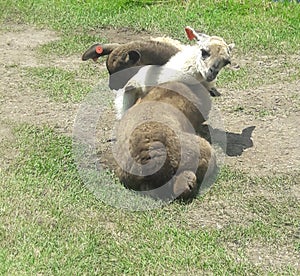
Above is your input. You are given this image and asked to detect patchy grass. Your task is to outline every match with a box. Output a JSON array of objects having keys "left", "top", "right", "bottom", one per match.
[
  {"left": 24, "top": 67, "right": 87, "bottom": 102},
  {"left": 0, "top": 125, "right": 299, "bottom": 274},
  {"left": 1, "top": 0, "right": 300, "bottom": 56},
  {"left": 38, "top": 34, "right": 105, "bottom": 57},
  {"left": 24, "top": 65, "right": 107, "bottom": 103},
  {"left": 0, "top": 0, "right": 299, "bottom": 275},
  {"left": 218, "top": 55, "right": 300, "bottom": 90}
]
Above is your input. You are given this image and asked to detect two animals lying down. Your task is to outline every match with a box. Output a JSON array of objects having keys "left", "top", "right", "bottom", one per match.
[{"left": 82, "top": 26, "right": 234, "bottom": 202}]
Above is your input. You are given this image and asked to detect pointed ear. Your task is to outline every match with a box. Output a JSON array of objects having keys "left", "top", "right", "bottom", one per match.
[
  {"left": 185, "top": 26, "right": 209, "bottom": 41},
  {"left": 228, "top": 43, "right": 235, "bottom": 52},
  {"left": 185, "top": 26, "right": 197, "bottom": 40},
  {"left": 82, "top": 44, "right": 103, "bottom": 61},
  {"left": 127, "top": 50, "right": 141, "bottom": 64},
  {"left": 82, "top": 43, "right": 120, "bottom": 61}
]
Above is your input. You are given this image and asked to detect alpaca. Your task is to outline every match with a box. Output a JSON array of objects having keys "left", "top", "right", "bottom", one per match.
[
  {"left": 113, "top": 81, "right": 217, "bottom": 202},
  {"left": 115, "top": 26, "right": 234, "bottom": 119}
]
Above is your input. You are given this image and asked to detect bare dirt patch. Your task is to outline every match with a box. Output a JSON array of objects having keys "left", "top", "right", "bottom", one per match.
[
  {"left": 245, "top": 242, "right": 300, "bottom": 271},
  {"left": 88, "top": 26, "right": 161, "bottom": 44},
  {"left": 218, "top": 79, "right": 300, "bottom": 176},
  {"left": 0, "top": 25, "right": 58, "bottom": 67},
  {"left": 0, "top": 24, "right": 80, "bottom": 129},
  {"left": 0, "top": 25, "right": 80, "bottom": 168}
]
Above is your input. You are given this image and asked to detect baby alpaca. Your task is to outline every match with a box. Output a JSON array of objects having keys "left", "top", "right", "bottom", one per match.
[
  {"left": 115, "top": 26, "right": 234, "bottom": 119},
  {"left": 113, "top": 81, "right": 216, "bottom": 202}
]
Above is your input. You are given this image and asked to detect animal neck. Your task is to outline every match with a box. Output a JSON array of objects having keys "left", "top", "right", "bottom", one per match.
[
  {"left": 159, "top": 45, "right": 203, "bottom": 83},
  {"left": 165, "top": 45, "right": 198, "bottom": 70}
]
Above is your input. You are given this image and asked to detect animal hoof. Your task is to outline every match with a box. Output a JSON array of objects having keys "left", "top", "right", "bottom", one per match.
[
  {"left": 173, "top": 170, "right": 197, "bottom": 200},
  {"left": 209, "top": 88, "right": 221, "bottom": 97}
]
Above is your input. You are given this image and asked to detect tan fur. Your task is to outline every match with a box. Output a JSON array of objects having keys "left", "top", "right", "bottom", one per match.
[
  {"left": 197, "top": 36, "right": 234, "bottom": 84},
  {"left": 113, "top": 81, "right": 217, "bottom": 202},
  {"left": 117, "top": 33, "right": 234, "bottom": 118},
  {"left": 150, "top": 36, "right": 185, "bottom": 50}
]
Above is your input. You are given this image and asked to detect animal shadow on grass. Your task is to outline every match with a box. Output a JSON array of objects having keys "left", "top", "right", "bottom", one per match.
[
  {"left": 95, "top": 125, "right": 255, "bottom": 204},
  {"left": 101, "top": 125, "right": 255, "bottom": 174},
  {"left": 198, "top": 125, "right": 256, "bottom": 156}
]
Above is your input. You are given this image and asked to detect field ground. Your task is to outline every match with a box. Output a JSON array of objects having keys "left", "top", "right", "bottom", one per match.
[{"left": 0, "top": 1, "right": 299, "bottom": 275}]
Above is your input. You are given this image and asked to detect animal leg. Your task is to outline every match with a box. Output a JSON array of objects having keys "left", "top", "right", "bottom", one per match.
[
  {"left": 115, "top": 86, "right": 140, "bottom": 119},
  {"left": 173, "top": 170, "right": 197, "bottom": 201},
  {"left": 209, "top": 87, "right": 221, "bottom": 97}
]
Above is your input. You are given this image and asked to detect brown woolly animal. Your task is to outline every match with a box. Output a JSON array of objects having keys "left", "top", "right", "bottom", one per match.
[
  {"left": 113, "top": 81, "right": 217, "bottom": 202},
  {"left": 82, "top": 38, "right": 182, "bottom": 89}
]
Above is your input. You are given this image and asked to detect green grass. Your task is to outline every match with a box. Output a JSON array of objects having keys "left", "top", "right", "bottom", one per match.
[
  {"left": 0, "top": 0, "right": 300, "bottom": 274},
  {"left": 1, "top": 0, "right": 300, "bottom": 56},
  {"left": 0, "top": 125, "right": 299, "bottom": 274},
  {"left": 38, "top": 33, "right": 105, "bottom": 56},
  {"left": 23, "top": 64, "right": 108, "bottom": 103},
  {"left": 24, "top": 67, "right": 91, "bottom": 103}
]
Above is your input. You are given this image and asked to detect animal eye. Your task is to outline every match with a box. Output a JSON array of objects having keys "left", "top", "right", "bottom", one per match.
[{"left": 201, "top": 49, "right": 210, "bottom": 59}]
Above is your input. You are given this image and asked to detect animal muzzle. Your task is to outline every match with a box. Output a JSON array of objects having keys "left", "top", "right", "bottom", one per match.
[{"left": 205, "top": 68, "right": 219, "bottom": 82}]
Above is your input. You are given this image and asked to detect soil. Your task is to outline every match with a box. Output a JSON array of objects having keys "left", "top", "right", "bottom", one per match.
[
  {"left": 219, "top": 79, "right": 300, "bottom": 176},
  {"left": 88, "top": 26, "right": 162, "bottom": 43}
]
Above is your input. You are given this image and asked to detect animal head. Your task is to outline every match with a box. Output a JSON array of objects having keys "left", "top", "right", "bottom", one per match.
[
  {"left": 82, "top": 43, "right": 142, "bottom": 75},
  {"left": 185, "top": 26, "right": 235, "bottom": 82}
]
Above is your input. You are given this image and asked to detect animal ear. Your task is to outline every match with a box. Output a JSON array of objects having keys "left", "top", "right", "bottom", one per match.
[
  {"left": 82, "top": 44, "right": 104, "bottom": 61},
  {"left": 228, "top": 43, "right": 235, "bottom": 52},
  {"left": 185, "top": 26, "right": 209, "bottom": 41},
  {"left": 185, "top": 26, "right": 197, "bottom": 40},
  {"left": 82, "top": 43, "right": 120, "bottom": 61},
  {"left": 127, "top": 50, "right": 141, "bottom": 64}
]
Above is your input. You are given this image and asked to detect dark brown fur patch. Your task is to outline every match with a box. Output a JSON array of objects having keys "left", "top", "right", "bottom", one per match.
[{"left": 113, "top": 81, "right": 217, "bottom": 202}]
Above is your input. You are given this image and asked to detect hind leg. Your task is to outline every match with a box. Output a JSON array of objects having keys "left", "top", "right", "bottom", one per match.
[
  {"left": 173, "top": 134, "right": 216, "bottom": 201},
  {"left": 195, "top": 135, "right": 217, "bottom": 192},
  {"left": 173, "top": 170, "right": 197, "bottom": 201}
]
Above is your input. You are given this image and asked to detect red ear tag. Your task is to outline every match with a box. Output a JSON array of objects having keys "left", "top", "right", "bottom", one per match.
[
  {"left": 185, "top": 27, "right": 196, "bottom": 41},
  {"left": 95, "top": 45, "right": 103, "bottom": 54}
]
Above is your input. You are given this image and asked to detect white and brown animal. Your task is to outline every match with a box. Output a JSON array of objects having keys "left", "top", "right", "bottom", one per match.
[
  {"left": 82, "top": 37, "right": 183, "bottom": 89},
  {"left": 115, "top": 26, "right": 234, "bottom": 119},
  {"left": 113, "top": 81, "right": 216, "bottom": 202}
]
